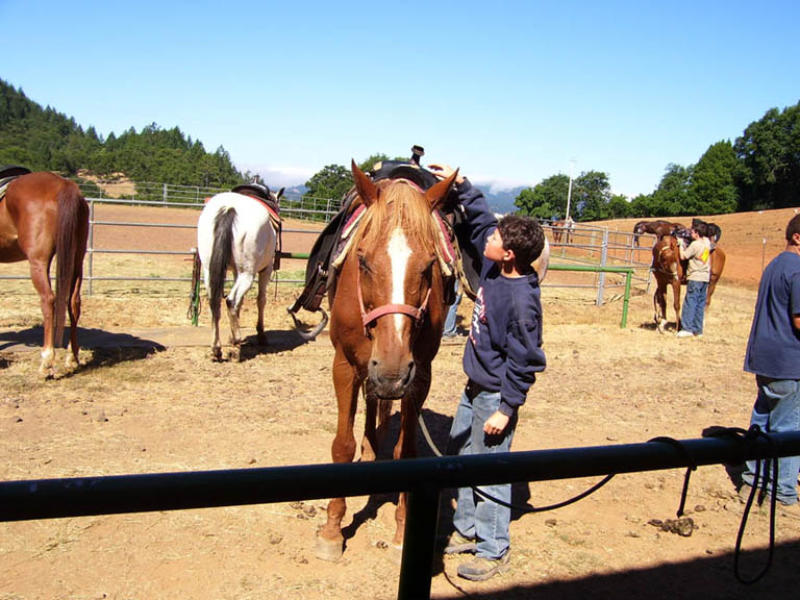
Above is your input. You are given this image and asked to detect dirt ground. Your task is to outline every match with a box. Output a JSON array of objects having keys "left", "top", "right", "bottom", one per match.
[{"left": 1, "top": 205, "right": 800, "bottom": 599}]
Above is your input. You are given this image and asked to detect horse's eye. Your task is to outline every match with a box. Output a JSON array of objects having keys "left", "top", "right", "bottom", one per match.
[{"left": 358, "top": 254, "right": 371, "bottom": 273}]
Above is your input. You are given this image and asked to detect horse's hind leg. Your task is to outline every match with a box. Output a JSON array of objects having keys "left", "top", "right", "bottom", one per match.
[
  {"left": 255, "top": 267, "right": 273, "bottom": 346},
  {"left": 226, "top": 271, "right": 254, "bottom": 346},
  {"left": 204, "top": 267, "right": 224, "bottom": 361},
  {"left": 65, "top": 272, "right": 83, "bottom": 370},
  {"left": 29, "top": 258, "right": 56, "bottom": 375}
]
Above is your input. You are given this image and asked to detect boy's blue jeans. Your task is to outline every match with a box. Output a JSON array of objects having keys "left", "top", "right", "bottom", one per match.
[
  {"left": 742, "top": 376, "right": 800, "bottom": 505},
  {"left": 447, "top": 384, "right": 517, "bottom": 559},
  {"left": 680, "top": 280, "right": 708, "bottom": 334}
]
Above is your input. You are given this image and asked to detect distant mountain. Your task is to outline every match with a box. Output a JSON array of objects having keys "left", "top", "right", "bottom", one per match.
[
  {"left": 281, "top": 184, "right": 307, "bottom": 200},
  {"left": 477, "top": 184, "right": 526, "bottom": 214}
]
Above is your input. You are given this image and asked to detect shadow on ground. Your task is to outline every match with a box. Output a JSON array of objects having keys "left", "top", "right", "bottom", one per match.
[{"left": 436, "top": 539, "right": 800, "bottom": 599}]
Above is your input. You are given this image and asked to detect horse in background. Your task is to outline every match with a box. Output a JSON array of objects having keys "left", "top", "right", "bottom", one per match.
[
  {"left": 196, "top": 185, "right": 283, "bottom": 361},
  {"left": 651, "top": 234, "right": 683, "bottom": 333},
  {"left": 633, "top": 220, "right": 683, "bottom": 246},
  {"left": 315, "top": 162, "right": 457, "bottom": 561},
  {"left": 0, "top": 170, "right": 89, "bottom": 375},
  {"left": 551, "top": 217, "right": 574, "bottom": 244}
]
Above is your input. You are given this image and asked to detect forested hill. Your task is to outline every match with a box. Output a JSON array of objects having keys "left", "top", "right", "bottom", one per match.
[{"left": 0, "top": 79, "right": 245, "bottom": 187}]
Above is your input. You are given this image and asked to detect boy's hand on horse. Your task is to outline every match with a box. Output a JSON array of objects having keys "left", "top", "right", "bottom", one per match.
[
  {"left": 428, "top": 163, "right": 465, "bottom": 185},
  {"left": 484, "top": 410, "right": 511, "bottom": 435}
]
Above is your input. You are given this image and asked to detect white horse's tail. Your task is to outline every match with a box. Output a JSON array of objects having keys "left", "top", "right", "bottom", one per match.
[{"left": 209, "top": 207, "right": 236, "bottom": 321}]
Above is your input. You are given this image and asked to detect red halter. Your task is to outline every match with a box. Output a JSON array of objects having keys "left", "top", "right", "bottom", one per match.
[{"left": 356, "top": 265, "right": 432, "bottom": 338}]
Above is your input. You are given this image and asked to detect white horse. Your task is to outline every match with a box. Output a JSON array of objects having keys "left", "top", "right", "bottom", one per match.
[{"left": 196, "top": 186, "right": 283, "bottom": 360}]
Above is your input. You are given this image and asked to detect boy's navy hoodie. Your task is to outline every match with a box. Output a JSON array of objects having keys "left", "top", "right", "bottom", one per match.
[{"left": 455, "top": 179, "right": 546, "bottom": 417}]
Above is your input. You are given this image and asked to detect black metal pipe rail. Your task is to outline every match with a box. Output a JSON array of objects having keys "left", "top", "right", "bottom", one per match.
[{"left": 3, "top": 431, "right": 800, "bottom": 599}]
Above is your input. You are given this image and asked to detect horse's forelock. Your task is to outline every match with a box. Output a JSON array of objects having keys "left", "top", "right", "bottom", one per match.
[{"left": 354, "top": 180, "right": 437, "bottom": 256}]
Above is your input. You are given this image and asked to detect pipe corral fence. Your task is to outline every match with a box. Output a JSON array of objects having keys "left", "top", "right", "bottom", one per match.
[
  {"left": 0, "top": 191, "right": 659, "bottom": 328},
  {"left": 2, "top": 431, "right": 799, "bottom": 599}
]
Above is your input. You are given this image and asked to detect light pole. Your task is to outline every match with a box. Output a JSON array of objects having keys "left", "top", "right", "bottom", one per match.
[{"left": 565, "top": 159, "right": 575, "bottom": 220}]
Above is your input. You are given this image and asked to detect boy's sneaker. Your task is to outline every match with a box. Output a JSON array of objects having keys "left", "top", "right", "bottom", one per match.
[
  {"left": 676, "top": 330, "right": 694, "bottom": 338},
  {"left": 444, "top": 531, "right": 477, "bottom": 554},
  {"left": 457, "top": 552, "right": 510, "bottom": 581}
]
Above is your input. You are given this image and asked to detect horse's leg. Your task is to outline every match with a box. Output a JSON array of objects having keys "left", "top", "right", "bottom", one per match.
[
  {"left": 391, "top": 363, "right": 431, "bottom": 548},
  {"left": 65, "top": 269, "right": 83, "bottom": 370},
  {"left": 672, "top": 279, "right": 682, "bottom": 331},
  {"left": 28, "top": 258, "right": 56, "bottom": 375},
  {"left": 203, "top": 265, "right": 224, "bottom": 361},
  {"left": 654, "top": 280, "right": 667, "bottom": 333},
  {"left": 706, "top": 279, "right": 717, "bottom": 309},
  {"left": 226, "top": 271, "right": 254, "bottom": 346},
  {"left": 317, "top": 349, "right": 362, "bottom": 561},
  {"left": 361, "top": 391, "right": 391, "bottom": 462},
  {"left": 255, "top": 266, "right": 272, "bottom": 346}
]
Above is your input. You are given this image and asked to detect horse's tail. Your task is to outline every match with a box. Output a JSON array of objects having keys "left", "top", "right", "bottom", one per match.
[
  {"left": 54, "top": 180, "right": 89, "bottom": 347},
  {"left": 209, "top": 207, "right": 236, "bottom": 321}
]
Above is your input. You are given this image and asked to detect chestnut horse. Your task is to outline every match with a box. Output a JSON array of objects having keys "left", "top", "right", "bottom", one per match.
[
  {"left": 633, "top": 220, "right": 683, "bottom": 246},
  {"left": 315, "top": 162, "right": 458, "bottom": 561},
  {"left": 551, "top": 218, "right": 574, "bottom": 244},
  {"left": 651, "top": 235, "right": 683, "bottom": 332},
  {"left": 705, "top": 246, "right": 726, "bottom": 308},
  {"left": 651, "top": 235, "right": 727, "bottom": 332},
  {"left": 0, "top": 171, "right": 89, "bottom": 374}
]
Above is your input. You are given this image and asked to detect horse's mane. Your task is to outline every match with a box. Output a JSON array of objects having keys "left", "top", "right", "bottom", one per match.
[{"left": 353, "top": 180, "right": 438, "bottom": 255}]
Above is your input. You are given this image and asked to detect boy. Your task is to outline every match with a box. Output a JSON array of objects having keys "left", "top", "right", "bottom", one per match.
[{"left": 429, "top": 163, "right": 546, "bottom": 581}]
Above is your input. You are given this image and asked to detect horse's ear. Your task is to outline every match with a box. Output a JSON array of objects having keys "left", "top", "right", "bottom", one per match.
[
  {"left": 425, "top": 169, "right": 459, "bottom": 211},
  {"left": 351, "top": 160, "right": 379, "bottom": 207},
  {"left": 277, "top": 187, "right": 285, "bottom": 200}
]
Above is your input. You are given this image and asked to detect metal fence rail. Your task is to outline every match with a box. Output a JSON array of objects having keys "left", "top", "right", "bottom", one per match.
[
  {"left": 2, "top": 187, "right": 659, "bottom": 303},
  {"left": 2, "top": 430, "right": 799, "bottom": 599}
]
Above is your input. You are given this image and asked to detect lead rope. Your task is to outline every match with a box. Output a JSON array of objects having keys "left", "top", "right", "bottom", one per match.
[
  {"left": 419, "top": 406, "right": 780, "bottom": 583},
  {"left": 703, "top": 425, "right": 778, "bottom": 584},
  {"left": 415, "top": 404, "right": 615, "bottom": 513}
]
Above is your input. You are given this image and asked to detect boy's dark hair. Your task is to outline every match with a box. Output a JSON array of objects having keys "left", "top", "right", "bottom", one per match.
[
  {"left": 497, "top": 215, "right": 545, "bottom": 267},
  {"left": 786, "top": 213, "right": 800, "bottom": 243}
]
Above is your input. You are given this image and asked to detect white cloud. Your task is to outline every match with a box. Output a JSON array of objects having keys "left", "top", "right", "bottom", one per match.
[{"left": 239, "top": 164, "right": 315, "bottom": 188}]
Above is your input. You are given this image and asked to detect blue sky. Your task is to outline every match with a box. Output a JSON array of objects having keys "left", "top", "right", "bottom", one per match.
[{"left": 1, "top": 1, "right": 798, "bottom": 197}]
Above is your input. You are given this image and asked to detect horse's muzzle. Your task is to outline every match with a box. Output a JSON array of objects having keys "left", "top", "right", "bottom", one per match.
[{"left": 368, "top": 359, "right": 416, "bottom": 400}]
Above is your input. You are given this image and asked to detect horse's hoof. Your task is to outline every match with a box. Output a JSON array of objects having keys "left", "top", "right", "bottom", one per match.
[
  {"left": 389, "top": 543, "right": 403, "bottom": 565},
  {"left": 211, "top": 348, "right": 223, "bottom": 362},
  {"left": 315, "top": 534, "right": 344, "bottom": 562}
]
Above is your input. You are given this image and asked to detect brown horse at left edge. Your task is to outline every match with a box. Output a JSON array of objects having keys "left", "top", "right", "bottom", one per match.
[{"left": 0, "top": 170, "right": 89, "bottom": 375}]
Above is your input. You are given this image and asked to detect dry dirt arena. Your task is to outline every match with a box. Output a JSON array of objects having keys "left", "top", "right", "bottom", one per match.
[{"left": 1, "top": 204, "right": 800, "bottom": 599}]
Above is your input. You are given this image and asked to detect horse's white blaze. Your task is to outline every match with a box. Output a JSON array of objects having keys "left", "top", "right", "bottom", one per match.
[{"left": 388, "top": 227, "right": 412, "bottom": 335}]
